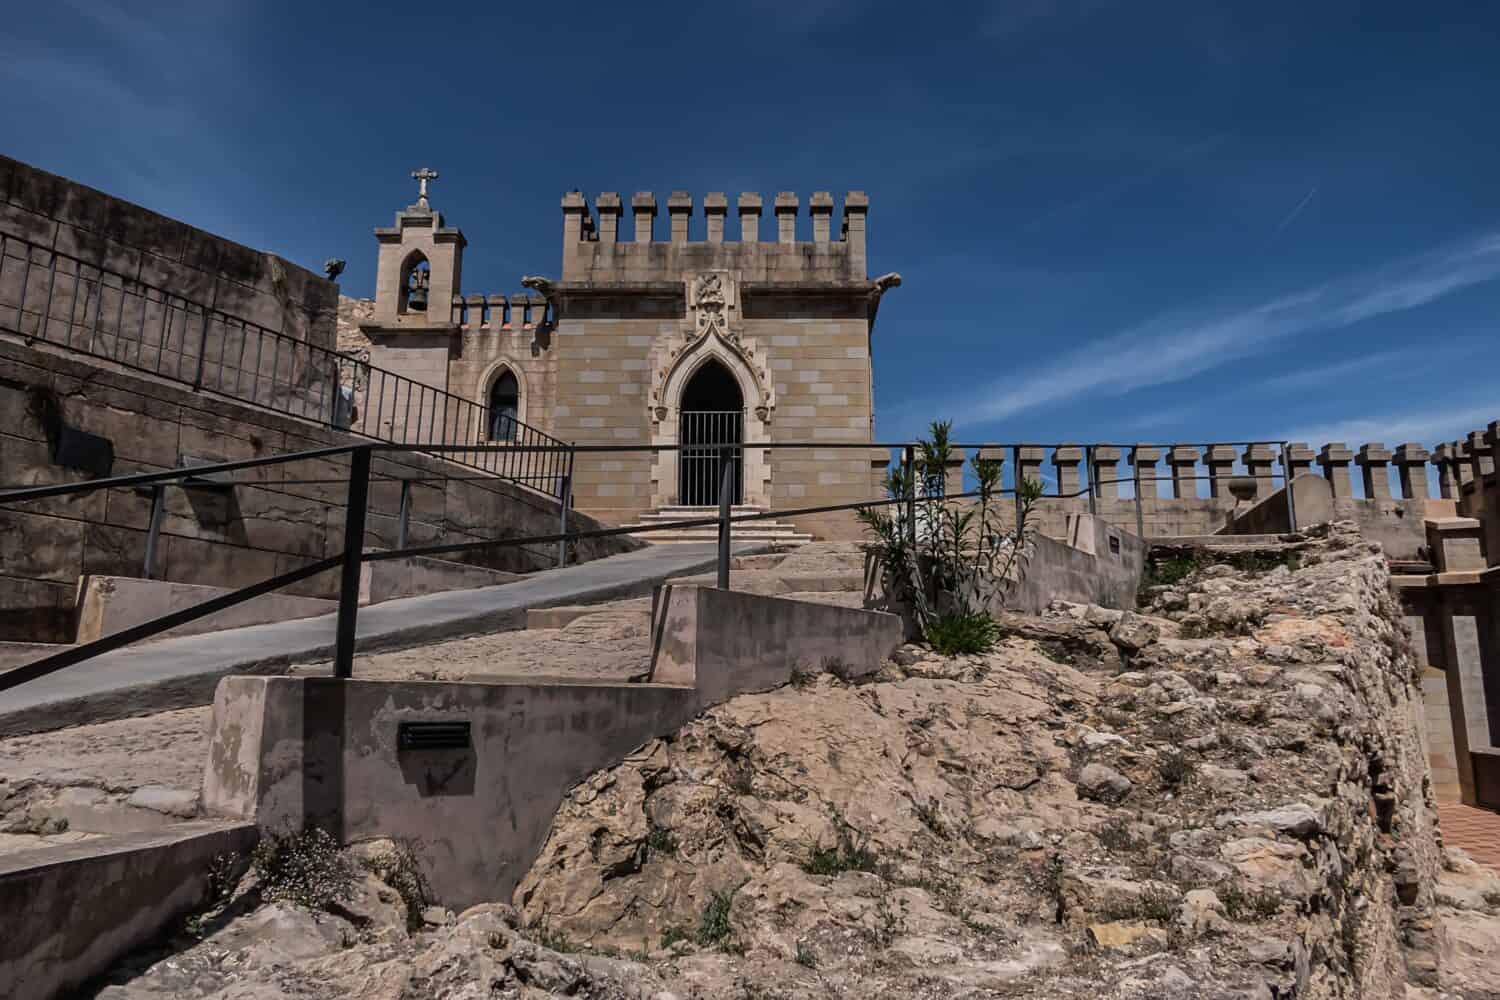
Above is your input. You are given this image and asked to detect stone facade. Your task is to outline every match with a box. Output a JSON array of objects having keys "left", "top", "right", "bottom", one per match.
[{"left": 359, "top": 188, "right": 896, "bottom": 538}]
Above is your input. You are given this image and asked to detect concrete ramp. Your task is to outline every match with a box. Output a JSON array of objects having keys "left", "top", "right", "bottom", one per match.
[{"left": 0, "top": 542, "right": 767, "bottom": 738}]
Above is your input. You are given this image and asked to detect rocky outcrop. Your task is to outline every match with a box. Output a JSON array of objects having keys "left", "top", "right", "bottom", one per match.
[
  {"left": 511, "top": 522, "right": 1451, "bottom": 997},
  {"left": 92, "top": 522, "right": 1490, "bottom": 998}
]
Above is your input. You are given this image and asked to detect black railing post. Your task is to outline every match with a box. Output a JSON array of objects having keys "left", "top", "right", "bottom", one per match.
[
  {"left": 334, "top": 446, "right": 372, "bottom": 680},
  {"left": 1012, "top": 444, "right": 1023, "bottom": 532},
  {"left": 1281, "top": 440, "right": 1298, "bottom": 532},
  {"left": 397, "top": 478, "right": 412, "bottom": 550},
  {"left": 717, "top": 446, "right": 733, "bottom": 589},
  {"left": 903, "top": 444, "right": 916, "bottom": 544},
  {"left": 557, "top": 471, "right": 572, "bottom": 568},
  {"left": 1133, "top": 443, "right": 1145, "bottom": 539},
  {"left": 1084, "top": 444, "right": 1097, "bottom": 514},
  {"left": 192, "top": 308, "right": 209, "bottom": 388},
  {"left": 142, "top": 484, "right": 165, "bottom": 579}
]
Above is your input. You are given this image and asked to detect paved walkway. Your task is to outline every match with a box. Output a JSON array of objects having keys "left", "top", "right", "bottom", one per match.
[
  {"left": 0, "top": 542, "right": 764, "bottom": 738},
  {"left": 1440, "top": 802, "right": 1500, "bottom": 872}
]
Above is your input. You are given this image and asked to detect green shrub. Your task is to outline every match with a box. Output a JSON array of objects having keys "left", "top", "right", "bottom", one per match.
[
  {"left": 926, "top": 611, "right": 999, "bottom": 656},
  {"left": 251, "top": 827, "right": 355, "bottom": 910},
  {"left": 696, "top": 890, "right": 736, "bottom": 948},
  {"left": 858, "top": 420, "right": 1044, "bottom": 635},
  {"left": 795, "top": 939, "right": 818, "bottom": 968}
]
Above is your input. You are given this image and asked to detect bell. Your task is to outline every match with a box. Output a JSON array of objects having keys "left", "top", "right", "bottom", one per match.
[{"left": 407, "top": 285, "right": 428, "bottom": 312}]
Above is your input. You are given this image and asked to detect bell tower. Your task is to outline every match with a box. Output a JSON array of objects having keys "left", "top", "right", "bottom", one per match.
[
  {"left": 370, "top": 167, "right": 465, "bottom": 328},
  {"left": 359, "top": 169, "right": 468, "bottom": 443}
]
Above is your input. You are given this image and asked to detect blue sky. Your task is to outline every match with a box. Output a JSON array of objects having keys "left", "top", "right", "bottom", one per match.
[{"left": 3, "top": 0, "right": 1498, "bottom": 450}]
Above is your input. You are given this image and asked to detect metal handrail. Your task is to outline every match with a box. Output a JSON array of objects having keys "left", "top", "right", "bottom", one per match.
[
  {"left": 0, "top": 231, "right": 570, "bottom": 500},
  {"left": 0, "top": 435, "right": 1309, "bottom": 696}
]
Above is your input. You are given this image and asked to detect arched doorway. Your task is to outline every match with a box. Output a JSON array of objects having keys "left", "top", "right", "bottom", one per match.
[
  {"left": 679, "top": 359, "right": 743, "bottom": 506},
  {"left": 488, "top": 368, "right": 519, "bottom": 441}
]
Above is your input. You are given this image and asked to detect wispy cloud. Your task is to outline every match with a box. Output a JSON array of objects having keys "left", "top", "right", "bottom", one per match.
[
  {"left": 1271, "top": 186, "right": 1318, "bottom": 237},
  {"left": 1257, "top": 348, "right": 1428, "bottom": 393},
  {"left": 1013, "top": 134, "right": 1227, "bottom": 236},
  {"left": 1283, "top": 398, "right": 1499, "bottom": 448},
  {"left": 895, "top": 230, "right": 1500, "bottom": 432}
]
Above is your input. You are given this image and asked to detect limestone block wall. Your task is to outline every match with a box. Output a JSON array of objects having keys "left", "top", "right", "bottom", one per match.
[
  {"left": 0, "top": 155, "right": 337, "bottom": 364},
  {"left": 0, "top": 337, "right": 635, "bottom": 643},
  {"left": 538, "top": 191, "right": 881, "bottom": 537}
]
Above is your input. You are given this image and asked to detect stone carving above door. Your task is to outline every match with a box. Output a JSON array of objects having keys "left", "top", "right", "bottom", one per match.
[{"left": 647, "top": 271, "right": 774, "bottom": 427}]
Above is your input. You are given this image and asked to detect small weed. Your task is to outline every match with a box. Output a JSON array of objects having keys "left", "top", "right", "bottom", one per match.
[
  {"left": 804, "top": 812, "right": 879, "bottom": 875},
  {"left": 647, "top": 826, "right": 678, "bottom": 856},
  {"left": 358, "top": 838, "right": 431, "bottom": 930},
  {"left": 913, "top": 795, "right": 947, "bottom": 837},
  {"left": 926, "top": 611, "right": 999, "bottom": 656},
  {"left": 535, "top": 925, "right": 580, "bottom": 953},
  {"left": 659, "top": 925, "right": 692, "bottom": 950},
  {"left": 1157, "top": 750, "right": 1196, "bottom": 789},
  {"left": 205, "top": 851, "right": 241, "bottom": 904},
  {"left": 696, "top": 890, "right": 736, "bottom": 949},
  {"left": 1142, "top": 555, "right": 1202, "bottom": 589},
  {"left": 726, "top": 763, "right": 756, "bottom": 796},
  {"left": 1094, "top": 818, "right": 1141, "bottom": 852},
  {"left": 789, "top": 661, "right": 817, "bottom": 689},
  {"left": 820, "top": 656, "right": 852, "bottom": 680},
  {"left": 1039, "top": 853, "right": 1066, "bottom": 923},
  {"left": 795, "top": 939, "right": 819, "bottom": 968},
  {"left": 1099, "top": 886, "right": 1179, "bottom": 923},
  {"left": 251, "top": 827, "right": 355, "bottom": 910},
  {"left": 1037, "top": 642, "right": 1073, "bottom": 665},
  {"left": 1220, "top": 883, "right": 1283, "bottom": 921},
  {"left": 874, "top": 885, "right": 908, "bottom": 947}
]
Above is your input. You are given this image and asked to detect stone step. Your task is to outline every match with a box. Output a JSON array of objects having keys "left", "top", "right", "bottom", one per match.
[{"left": 632, "top": 532, "right": 814, "bottom": 546}]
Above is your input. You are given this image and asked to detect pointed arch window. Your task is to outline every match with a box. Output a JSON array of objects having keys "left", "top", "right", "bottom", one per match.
[{"left": 488, "top": 368, "right": 520, "bottom": 441}]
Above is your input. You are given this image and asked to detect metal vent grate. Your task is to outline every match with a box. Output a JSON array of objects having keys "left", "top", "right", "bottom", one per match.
[{"left": 397, "top": 721, "right": 471, "bottom": 751}]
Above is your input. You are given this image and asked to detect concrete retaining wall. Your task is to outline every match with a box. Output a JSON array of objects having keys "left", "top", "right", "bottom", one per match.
[
  {"left": 201, "top": 675, "right": 700, "bottom": 907},
  {"left": 359, "top": 554, "right": 523, "bottom": 605},
  {"left": 0, "top": 820, "right": 256, "bottom": 1000},
  {"left": 75, "top": 574, "right": 337, "bottom": 643},
  {"left": 1005, "top": 513, "right": 1148, "bottom": 615},
  {"left": 201, "top": 587, "right": 902, "bottom": 907},
  {"left": 649, "top": 584, "right": 903, "bottom": 703}
]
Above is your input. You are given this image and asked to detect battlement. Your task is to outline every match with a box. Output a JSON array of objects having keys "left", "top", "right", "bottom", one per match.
[
  {"left": 448, "top": 292, "right": 549, "bottom": 331},
  {"left": 560, "top": 191, "right": 870, "bottom": 285}
]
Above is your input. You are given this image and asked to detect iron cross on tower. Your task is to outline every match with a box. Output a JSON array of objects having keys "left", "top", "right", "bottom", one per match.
[{"left": 411, "top": 167, "right": 439, "bottom": 209}]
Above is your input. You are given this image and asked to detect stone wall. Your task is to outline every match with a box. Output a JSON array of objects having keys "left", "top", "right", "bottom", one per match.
[
  {"left": 0, "top": 337, "right": 635, "bottom": 642},
  {"left": 0, "top": 154, "right": 337, "bottom": 361}
]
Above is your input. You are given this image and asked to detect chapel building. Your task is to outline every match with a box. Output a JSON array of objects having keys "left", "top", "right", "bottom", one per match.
[{"left": 358, "top": 180, "right": 898, "bottom": 540}]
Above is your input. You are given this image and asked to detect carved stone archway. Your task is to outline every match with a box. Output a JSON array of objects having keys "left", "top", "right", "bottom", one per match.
[{"left": 648, "top": 272, "right": 774, "bottom": 507}]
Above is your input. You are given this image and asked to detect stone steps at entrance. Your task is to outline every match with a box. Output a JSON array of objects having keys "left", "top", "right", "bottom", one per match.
[{"left": 628, "top": 507, "right": 813, "bottom": 546}]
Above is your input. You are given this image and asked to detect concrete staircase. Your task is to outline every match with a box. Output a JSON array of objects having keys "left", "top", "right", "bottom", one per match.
[{"left": 628, "top": 506, "right": 813, "bottom": 546}]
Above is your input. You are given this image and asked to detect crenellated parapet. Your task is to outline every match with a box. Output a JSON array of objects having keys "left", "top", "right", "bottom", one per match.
[
  {"left": 558, "top": 190, "right": 873, "bottom": 285},
  {"left": 448, "top": 293, "right": 550, "bottom": 333}
]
